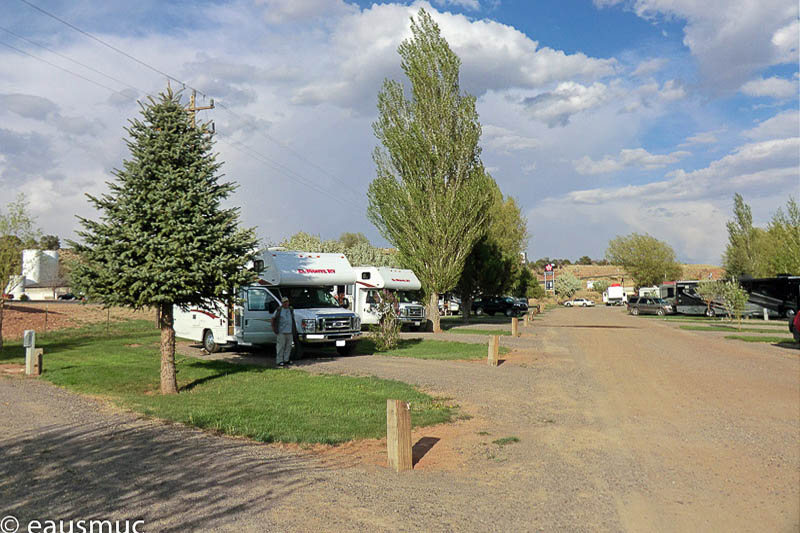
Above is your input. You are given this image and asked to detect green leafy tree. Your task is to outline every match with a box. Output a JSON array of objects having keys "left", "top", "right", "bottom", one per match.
[
  {"left": 762, "top": 197, "right": 800, "bottom": 275},
  {"left": 720, "top": 278, "right": 749, "bottom": 330},
  {"left": 70, "top": 88, "right": 258, "bottom": 394},
  {"left": 512, "top": 267, "right": 535, "bottom": 299},
  {"left": 606, "top": 233, "right": 682, "bottom": 288},
  {"left": 695, "top": 280, "right": 723, "bottom": 316},
  {"left": 554, "top": 270, "right": 581, "bottom": 300},
  {"left": 339, "top": 232, "right": 370, "bottom": 249},
  {"left": 39, "top": 234, "right": 61, "bottom": 250},
  {"left": 527, "top": 279, "right": 546, "bottom": 299},
  {"left": 367, "top": 8, "right": 494, "bottom": 332},
  {"left": 577, "top": 255, "right": 593, "bottom": 265},
  {"left": 368, "top": 289, "right": 401, "bottom": 351},
  {"left": 457, "top": 187, "right": 528, "bottom": 322},
  {"left": 592, "top": 280, "right": 610, "bottom": 296},
  {"left": 280, "top": 232, "right": 398, "bottom": 267},
  {"left": 723, "top": 193, "right": 763, "bottom": 277},
  {"left": 0, "top": 194, "right": 40, "bottom": 350}
]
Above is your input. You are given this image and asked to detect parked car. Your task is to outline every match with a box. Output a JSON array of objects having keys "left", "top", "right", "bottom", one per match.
[
  {"left": 790, "top": 312, "right": 800, "bottom": 344},
  {"left": 628, "top": 296, "right": 672, "bottom": 316},
  {"left": 58, "top": 293, "right": 77, "bottom": 301},
  {"left": 564, "top": 298, "right": 595, "bottom": 307},
  {"left": 472, "top": 296, "right": 528, "bottom": 316},
  {"left": 439, "top": 296, "right": 461, "bottom": 315}
]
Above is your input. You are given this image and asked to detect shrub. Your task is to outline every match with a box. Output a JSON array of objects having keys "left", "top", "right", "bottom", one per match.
[
  {"left": 19, "top": 293, "right": 29, "bottom": 301},
  {"left": 368, "top": 289, "right": 401, "bottom": 351},
  {"left": 554, "top": 271, "right": 581, "bottom": 299}
]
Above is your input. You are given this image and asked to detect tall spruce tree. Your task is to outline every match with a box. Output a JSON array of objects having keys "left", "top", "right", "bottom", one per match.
[
  {"left": 70, "top": 88, "right": 257, "bottom": 394},
  {"left": 367, "top": 8, "right": 494, "bottom": 332}
]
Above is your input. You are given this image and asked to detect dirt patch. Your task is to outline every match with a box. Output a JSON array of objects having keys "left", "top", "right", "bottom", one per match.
[
  {"left": 276, "top": 411, "right": 485, "bottom": 472},
  {"left": 0, "top": 363, "right": 25, "bottom": 375},
  {"left": 1, "top": 303, "right": 150, "bottom": 341}
]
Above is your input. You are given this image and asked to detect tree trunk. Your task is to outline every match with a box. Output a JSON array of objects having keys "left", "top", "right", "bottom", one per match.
[
  {"left": 159, "top": 303, "right": 178, "bottom": 394},
  {"left": 461, "top": 293, "right": 472, "bottom": 324},
  {"left": 0, "top": 297, "right": 4, "bottom": 351},
  {"left": 427, "top": 291, "right": 441, "bottom": 333}
]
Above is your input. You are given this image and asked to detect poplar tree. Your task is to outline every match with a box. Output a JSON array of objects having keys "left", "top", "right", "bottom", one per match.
[
  {"left": 70, "top": 88, "right": 257, "bottom": 394},
  {"left": 368, "top": 8, "right": 494, "bottom": 332},
  {"left": 0, "top": 194, "right": 40, "bottom": 351}
]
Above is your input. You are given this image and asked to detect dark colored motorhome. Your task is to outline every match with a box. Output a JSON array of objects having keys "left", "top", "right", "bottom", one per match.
[{"left": 738, "top": 275, "right": 799, "bottom": 318}]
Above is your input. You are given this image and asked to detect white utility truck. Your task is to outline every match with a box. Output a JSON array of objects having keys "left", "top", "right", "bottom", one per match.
[
  {"left": 346, "top": 266, "right": 426, "bottom": 330},
  {"left": 602, "top": 283, "right": 628, "bottom": 306},
  {"left": 174, "top": 250, "right": 361, "bottom": 356}
]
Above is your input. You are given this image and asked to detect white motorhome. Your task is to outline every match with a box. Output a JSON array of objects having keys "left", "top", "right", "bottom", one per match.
[
  {"left": 174, "top": 250, "right": 361, "bottom": 356},
  {"left": 347, "top": 266, "right": 426, "bottom": 330},
  {"left": 602, "top": 284, "right": 628, "bottom": 306}
]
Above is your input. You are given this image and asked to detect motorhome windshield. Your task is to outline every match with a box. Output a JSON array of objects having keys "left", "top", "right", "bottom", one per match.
[
  {"left": 282, "top": 287, "right": 342, "bottom": 309},
  {"left": 396, "top": 290, "right": 421, "bottom": 304}
]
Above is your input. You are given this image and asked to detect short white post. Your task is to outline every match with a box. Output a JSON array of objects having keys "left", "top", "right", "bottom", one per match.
[
  {"left": 763, "top": 308, "right": 769, "bottom": 321},
  {"left": 23, "top": 330, "right": 36, "bottom": 376}
]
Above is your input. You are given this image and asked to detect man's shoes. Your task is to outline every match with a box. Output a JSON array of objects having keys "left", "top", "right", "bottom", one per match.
[
  {"left": 277, "top": 362, "right": 285, "bottom": 367},
  {"left": 286, "top": 360, "right": 293, "bottom": 366}
]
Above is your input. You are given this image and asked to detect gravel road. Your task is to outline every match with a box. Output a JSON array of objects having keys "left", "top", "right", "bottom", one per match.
[{"left": 2, "top": 307, "right": 797, "bottom": 532}]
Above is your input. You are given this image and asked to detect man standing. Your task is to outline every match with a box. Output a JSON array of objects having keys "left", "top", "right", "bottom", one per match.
[{"left": 272, "top": 296, "right": 295, "bottom": 367}]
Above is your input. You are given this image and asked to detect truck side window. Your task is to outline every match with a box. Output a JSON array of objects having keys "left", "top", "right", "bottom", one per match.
[
  {"left": 248, "top": 289, "right": 268, "bottom": 311},
  {"left": 366, "top": 290, "right": 378, "bottom": 304}
]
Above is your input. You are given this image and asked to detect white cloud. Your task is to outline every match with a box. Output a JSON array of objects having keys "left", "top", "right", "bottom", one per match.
[
  {"left": 523, "top": 82, "right": 609, "bottom": 127},
  {"left": 631, "top": 57, "right": 668, "bottom": 77},
  {"left": 568, "top": 138, "right": 799, "bottom": 203},
  {"left": 433, "top": 0, "right": 481, "bottom": 10},
  {"left": 742, "top": 109, "right": 800, "bottom": 140},
  {"left": 522, "top": 163, "right": 537, "bottom": 174},
  {"left": 574, "top": 147, "right": 691, "bottom": 175},
  {"left": 595, "top": 0, "right": 799, "bottom": 92},
  {"left": 255, "top": 0, "right": 357, "bottom": 24},
  {"left": 291, "top": 2, "right": 617, "bottom": 111},
  {"left": 740, "top": 76, "right": 797, "bottom": 99},
  {"left": 679, "top": 131, "right": 718, "bottom": 146},
  {"left": 530, "top": 136, "right": 798, "bottom": 261},
  {"left": 482, "top": 125, "right": 538, "bottom": 152}
]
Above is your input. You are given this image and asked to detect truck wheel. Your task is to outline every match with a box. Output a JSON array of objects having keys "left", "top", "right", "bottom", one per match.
[
  {"left": 656, "top": 309, "right": 665, "bottom": 316},
  {"left": 203, "top": 330, "right": 219, "bottom": 353},
  {"left": 505, "top": 309, "right": 513, "bottom": 317},
  {"left": 786, "top": 309, "right": 796, "bottom": 319},
  {"left": 631, "top": 308, "right": 639, "bottom": 316},
  {"left": 476, "top": 307, "right": 484, "bottom": 316},
  {"left": 705, "top": 308, "right": 715, "bottom": 317},
  {"left": 336, "top": 342, "right": 357, "bottom": 356}
]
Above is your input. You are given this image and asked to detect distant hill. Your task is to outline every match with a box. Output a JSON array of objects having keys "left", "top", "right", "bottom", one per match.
[{"left": 536, "top": 264, "right": 725, "bottom": 284}]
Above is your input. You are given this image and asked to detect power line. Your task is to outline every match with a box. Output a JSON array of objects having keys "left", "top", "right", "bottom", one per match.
[
  {"left": 0, "top": 25, "right": 141, "bottom": 94},
  {"left": 0, "top": 37, "right": 362, "bottom": 210},
  {"left": 17, "top": 0, "right": 188, "bottom": 92},
  {"left": 0, "top": 40, "right": 134, "bottom": 99},
  {"left": 17, "top": 0, "right": 356, "bottom": 192}
]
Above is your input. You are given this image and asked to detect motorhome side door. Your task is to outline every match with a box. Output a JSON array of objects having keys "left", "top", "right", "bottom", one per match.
[{"left": 242, "top": 287, "right": 279, "bottom": 345}]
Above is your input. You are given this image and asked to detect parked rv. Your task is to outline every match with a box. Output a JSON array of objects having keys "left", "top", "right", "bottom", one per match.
[
  {"left": 174, "top": 250, "right": 362, "bottom": 356},
  {"left": 346, "top": 266, "right": 426, "bottom": 330},
  {"left": 738, "top": 275, "right": 799, "bottom": 319},
  {"left": 602, "top": 284, "right": 627, "bottom": 306}
]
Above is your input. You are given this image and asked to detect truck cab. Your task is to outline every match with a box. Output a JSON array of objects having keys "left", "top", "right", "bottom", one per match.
[
  {"left": 350, "top": 266, "right": 426, "bottom": 331},
  {"left": 175, "top": 250, "right": 361, "bottom": 356}
]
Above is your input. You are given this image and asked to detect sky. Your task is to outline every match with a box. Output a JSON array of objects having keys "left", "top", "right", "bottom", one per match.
[{"left": 0, "top": 0, "right": 798, "bottom": 264}]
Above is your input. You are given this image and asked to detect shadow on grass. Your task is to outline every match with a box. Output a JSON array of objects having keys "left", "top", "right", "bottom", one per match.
[
  {"left": 439, "top": 317, "right": 514, "bottom": 330},
  {"left": 0, "top": 417, "right": 320, "bottom": 531},
  {"left": 179, "top": 359, "right": 254, "bottom": 392}
]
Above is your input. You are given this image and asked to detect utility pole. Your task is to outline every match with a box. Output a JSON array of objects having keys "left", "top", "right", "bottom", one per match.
[{"left": 186, "top": 89, "right": 214, "bottom": 129}]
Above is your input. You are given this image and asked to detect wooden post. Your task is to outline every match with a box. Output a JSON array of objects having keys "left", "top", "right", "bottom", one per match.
[
  {"left": 511, "top": 317, "right": 519, "bottom": 337},
  {"left": 44, "top": 304, "right": 48, "bottom": 337},
  {"left": 487, "top": 335, "right": 499, "bottom": 366},
  {"left": 24, "top": 330, "right": 35, "bottom": 375},
  {"left": 386, "top": 399, "right": 412, "bottom": 472},
  {"left": 106, "top": 308, "right": 110, "bottom": 335},
  {"left": 32, "top": 348, "right": 43, "bottom": 376}
]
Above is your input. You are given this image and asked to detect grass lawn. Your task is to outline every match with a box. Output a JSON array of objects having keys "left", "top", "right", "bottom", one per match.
[
  {"left": 1, "top": 320, "right": 457, "bottom": 444},
  {"left": 724, "top": 335, "right": 795, "bottom": 343},
  {"left": 319, "top": 337, "right": 510, "bottom": 360},
  {"left": 680, "top": 325, "right": 789, "bottom": 333}
]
